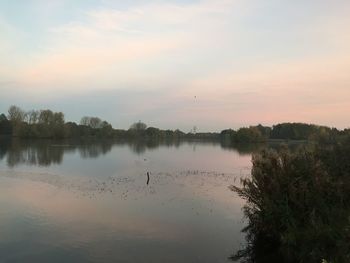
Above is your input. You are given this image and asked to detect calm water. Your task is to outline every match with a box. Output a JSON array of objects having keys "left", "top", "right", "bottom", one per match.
[{"left": 0, "top": 138, "right": 256, "bottom": 263}]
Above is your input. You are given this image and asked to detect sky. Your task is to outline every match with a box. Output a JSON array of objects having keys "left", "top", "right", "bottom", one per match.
[{"left": 0, "top": 0, "right": 350, "bottom": 131}]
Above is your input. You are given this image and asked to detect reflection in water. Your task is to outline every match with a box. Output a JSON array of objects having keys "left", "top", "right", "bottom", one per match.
[
  {"left": 0, "top": 137, "right": 267, "bottom": 168},
  {"left": 220, "top": 141, "right": 266, "bottom": 155},
  {"left": 78, "top": 142, "right": 113, "bottom": 159},
  {"left": 0, "top": 137, "right": 311, "bottom": 262},
  {"left": 5, "top": 139, "right": 64, "bottom": 167},
  {"left": 0, "top": 137, "right": 305, "bottom": 170},
  {"left": 0, "top": 137, "right": 255, "bottom": 263},
  {"left": 126, "top": 138, "right": 182, "bottom": 154},
  {"left": 220, "top": 140, "right": 307, "bottom": 156},
  {"left": 0, "top": 138, "right": 114, "bottom": 167}
]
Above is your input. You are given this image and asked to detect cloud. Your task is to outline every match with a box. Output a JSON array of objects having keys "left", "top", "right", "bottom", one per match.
[{"left": 9, "top": 0, "right": 239, "bottom": 96}]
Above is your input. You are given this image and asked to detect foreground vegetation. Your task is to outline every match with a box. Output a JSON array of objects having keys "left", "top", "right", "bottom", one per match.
[
  {"left": 230, "top": 139, "right": 350, "bottom": 262},
  {"left": 1, "top": 105, "right": 349, "bottom": 144}
]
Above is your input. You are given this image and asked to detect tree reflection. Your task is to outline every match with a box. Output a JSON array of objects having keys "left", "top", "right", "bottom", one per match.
[
  {"left": 0, "top": 137, "right": 295, "bottom": 167},
  {"left": 1, "top": 139, "right": 115, "bottom": 167},
  {"left": 118, "top": 137, "right": 183, "bottom": 155},
  {"left": 78, "top": 141, "right": 112, "bottom": 158},
  {"left": 0, "top": 137, "right": 11, "bottom": 161},
  {"left": 5, "top": 139, "right": 64, "bottom": 167}
]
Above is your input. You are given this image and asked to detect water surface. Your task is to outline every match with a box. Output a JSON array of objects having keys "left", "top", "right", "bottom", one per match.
[{"left": 0, "top": 138, "right": 255, "bottom": 263}]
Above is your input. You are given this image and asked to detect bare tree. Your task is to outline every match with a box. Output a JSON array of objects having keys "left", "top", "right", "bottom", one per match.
[
  {"left": 7, "top": 105, "right": 26, "bottom": 123},
  {"left": 80, "top": 116, "right": 90, "bottom": 126},
  {"left": 53, "top": 112, "right": 65, "bottom": 125},
  {"left": 89, "top": 117, "right": 102, "bottom": 129},
  {"left": 80, "top": 116, "right": 103, "bottom": 129},
  {"left": 27, "top": 110, "right": 40, "bottom": 124},
  {"left": 38, "top": 110, "right": 54, "bottom": 125}
]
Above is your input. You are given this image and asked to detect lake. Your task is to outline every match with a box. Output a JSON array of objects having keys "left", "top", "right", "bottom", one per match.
[{"left": 0, "top": 138, "right": 257, "bottom": 263}]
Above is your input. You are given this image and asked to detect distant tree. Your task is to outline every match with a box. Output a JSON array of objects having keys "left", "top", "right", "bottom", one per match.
[
  {"left": 53, "top": 112, "right": 65, "bottom": 125},
  {"left": 80, "top": 116, "right": 103, "bottom": 129},
  {"left": 192, "top": 126, "right": 197, "bottom": 134},
  {"left": 38, "top": 109, "right": 54, "bottom": 125},
  {"left": 146, "top": 127, "right": 161, "bottom": 138},
  {"left": 100, "top": 121, "right": 110, "bottom": 128},
  {"left": 80, "top": 116, "right": 90, "bottom": 126},
  {"left": 174, "top": 129, "right": 185, "bottom": 138},
  {"left": 52, "top": 112, "right": 65, "bottom": 138},
  {"left": 27, "top": 110, "right": 40, "bottom": 124},
  {"left": 0, "top": 113, "right": 12, "bottom": 135},
  {"left": 64, "top": 122, "right": 77, "bottom": 137},
  {"left": 0, "top": 113, "right": 7, "bottom": 122},
  {"left": 270, "top": 123, "right": 328, "bottom": 140},
  {"left": 232, "top": 126, "right": 266, "bottom": 143},
  {"left": 98, "top": 121, "right": 113, "bottom": 137},
  {"left": 220, "top": 129, "right": 236, "bottom": 141},
  {"left": 130, "top": 121, "right": 147, "bottom": 131},
  {"left": 7, "top": 105, "right": 26, "bottom": 123},
  {"left": 7, "top": 105, "right": 26, "bottom": 136},
  {"left": 89, "top": 117, "right": 102, "bottom": 129},
  {"left": 255, "top": 124, "right": 271, "bottom": 138},
  {"left": 27, "top": 109, "right": 65, "bottom": 138}
]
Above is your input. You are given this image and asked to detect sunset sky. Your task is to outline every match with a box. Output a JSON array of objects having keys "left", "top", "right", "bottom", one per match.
[{"left": 1, "top": 0, "right": 349, "bottom": 131}]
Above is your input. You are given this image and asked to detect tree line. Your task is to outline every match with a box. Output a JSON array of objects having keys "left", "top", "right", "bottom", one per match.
[
  {"left": 0, "top": 105, "right": 349, "bottom": 143},
  {"left": 0, "top": 105, "right": 187, "bottom": 140},
  {"left": 221, "top": 123, "right": 349, "bottom": 144}
]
